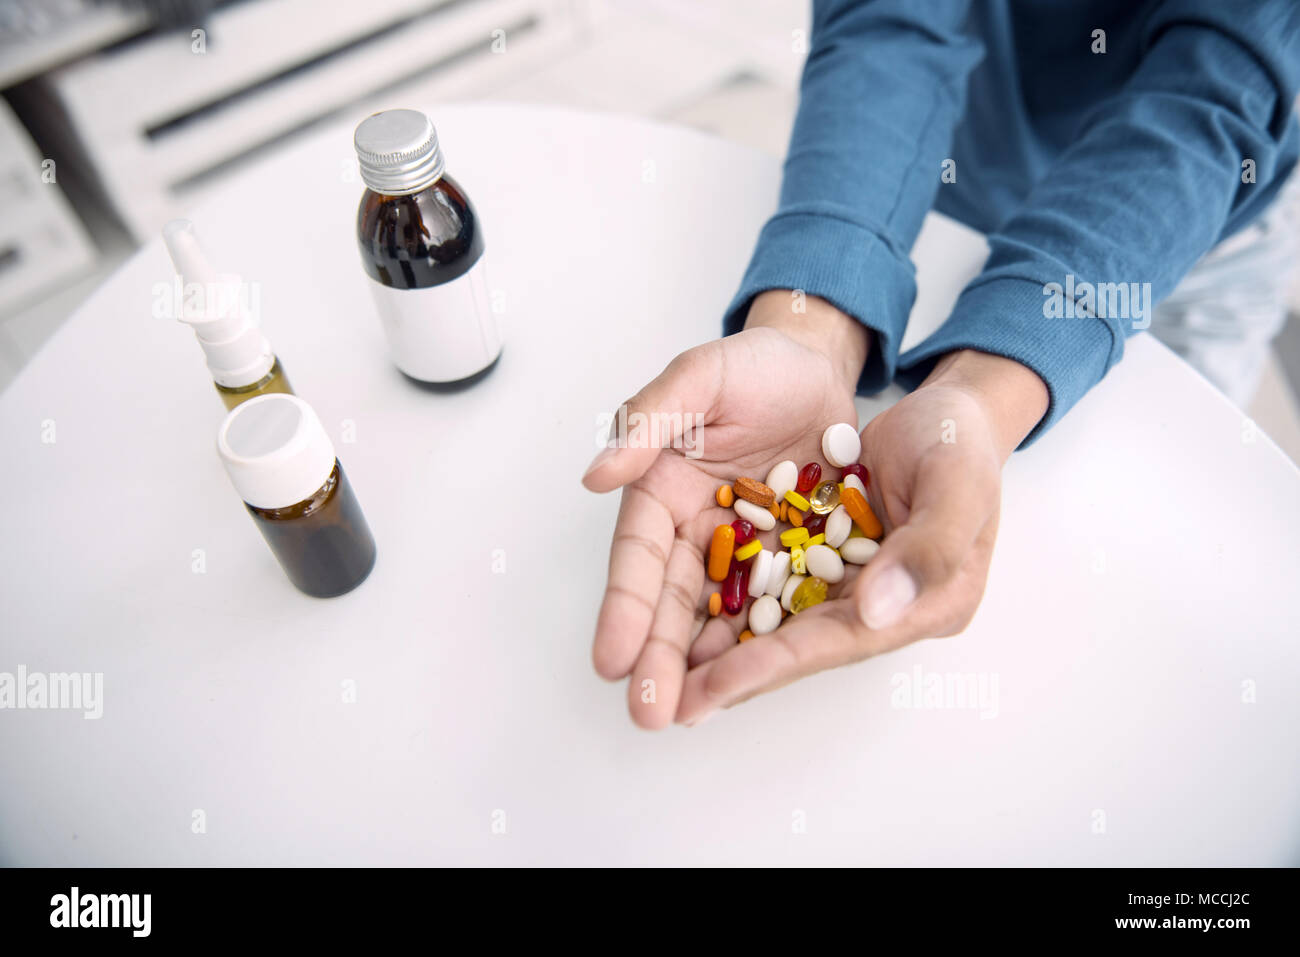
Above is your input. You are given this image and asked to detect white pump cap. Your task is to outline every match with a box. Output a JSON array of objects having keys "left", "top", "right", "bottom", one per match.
[
  {"left": 162, "top": 219, "right": 275, "bottom": 388},
  {"left": 217, "top": 394, "right": 337, "bottom": 509}
]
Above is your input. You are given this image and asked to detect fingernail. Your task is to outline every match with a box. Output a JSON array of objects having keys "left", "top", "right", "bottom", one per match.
[
  {"left": 582, "top": 445, "right": 617, "bottom": 479},
  {"left": 860, "top": 564, "right": 917, "bottom": 630}
]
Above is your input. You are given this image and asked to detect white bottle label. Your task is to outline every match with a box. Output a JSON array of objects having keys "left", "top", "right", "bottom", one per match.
[{"left": 366, "top": 257, "right": 502, "bottom": 382}]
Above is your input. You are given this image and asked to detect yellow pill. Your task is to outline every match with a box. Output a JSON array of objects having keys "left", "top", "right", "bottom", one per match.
[
  {"left": 784, "top": 489, "right": 810, "bottom": 511},
  {"left": 804, "top": 533, "right": 825, "bottom": 548},
  {"left": 790, "top": 545, "right": 807, "bottom": 574},
  {"left": 791, "top": 576, "right": 828, "bottom": 613},
  {"left": 780, "top": 527, "right": 809, "bottom": 547},
  {"left": 734, "top": 539, "right": 762, "bottom": 562}
]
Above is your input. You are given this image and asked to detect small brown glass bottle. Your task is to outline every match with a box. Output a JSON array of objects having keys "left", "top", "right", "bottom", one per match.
[
  {"left": 217, "top": 394, "right": 376, "bottom": 598},
  {"left": 354, "top": 109, "right": 502, "bottom": 385}
]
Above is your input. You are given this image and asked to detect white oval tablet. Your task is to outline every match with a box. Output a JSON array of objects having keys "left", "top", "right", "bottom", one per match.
[
  {"left": 733, "top": 497, "right": 775, "bottom": 531},
  {"left": 804, "top": 544, "right": 845, "bottom": 583},
  {"left": 764, "top": 550, "right": 792, "bottom": 597},
  {"left": 821, "top": 423, "right": 861, "bottom": 468},
  {"left": 843, "top": 473, "right": 867, "bottom": 498},
  {"left": 747, "top": 549, "right": 773, "bottom": 598},
  {"left": 748, "top": 595, "right": 782, "bottom": 635},
  {"left": 824, "top": 505, "right": 851, "bottom": 548},
  {"left": 764, "top": 460, "right": 798, "bottom": 502},
  {"left": 781, "top": 573, "right": 807, "bottom": 611},
  {"left": 840, "top": 537, "right": 880, "bottom": 564}
]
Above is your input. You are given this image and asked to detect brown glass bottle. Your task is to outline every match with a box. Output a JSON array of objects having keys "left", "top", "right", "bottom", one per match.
[
  {"left": 246, "top": 461, "right": 376, "bottom": 598},
  {"left": 357, "top": 175, "right": 484, "bottom": 291},
  {"left": 353, "top": 108, "right": 502, "bottom": 384}
]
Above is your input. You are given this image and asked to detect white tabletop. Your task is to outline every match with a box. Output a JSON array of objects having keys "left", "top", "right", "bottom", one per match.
[{"left": 1, "top": 105, "right": 1297, "bottom": 866}]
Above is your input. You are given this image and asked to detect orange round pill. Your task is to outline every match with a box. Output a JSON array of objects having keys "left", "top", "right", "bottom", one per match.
[
  {"left": 738, "top": 629, "right": 755, "bottom": 643},
  {"left": 715, "top": 484, "right": 734, "bottom": 508},
  {"left": 788, "top": 507, "right": 804, "bottom": 528},
  {"left": 708, "top": 592, "right": 722, "bottom": 616}
]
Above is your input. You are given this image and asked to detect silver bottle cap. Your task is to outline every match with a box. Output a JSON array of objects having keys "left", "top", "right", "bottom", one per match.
[{"left": 353, "top": 109, "right": 445, "bottom": 195}]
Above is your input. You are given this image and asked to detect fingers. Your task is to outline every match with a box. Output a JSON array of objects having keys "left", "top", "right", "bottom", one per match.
[
  {"left": 852, "top": 448, "right": 999, "bottom": 630},
  {"left": 675, "top": 517, "right": 999, "bottom": 725},
  {"left": 591, "top": 485, "right": 675, "bottom": 680},
  {"left": 675, "top": 602, "right": 861, "bottom": 725},
  {"left": 626, "top": 537, "right": 706, "bottom": 729},
  {"left": 581, "top": 347, "right": 720, "bottom": 493}
]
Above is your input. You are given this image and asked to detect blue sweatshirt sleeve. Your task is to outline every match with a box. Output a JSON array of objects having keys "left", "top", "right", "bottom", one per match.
[
  {"left": 721, "top": 0, "right": 983, "bottom": 393},
  {"left": 898, "top": 0, "right": 1300, "bottom": 445}
]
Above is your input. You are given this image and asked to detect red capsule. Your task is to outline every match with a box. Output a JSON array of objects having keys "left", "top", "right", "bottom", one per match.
[
  {"left": 796, "top": 462, "right": 821, "bottom": 494},
  {"left": 730, "top": 518, "right": 756, "bottom": 545},
  {"left": 841, "top": 463, "right": 869, "bottom": 487},
  {"left": 722, "top": 559, "right": 750, "bottom": 615},
  {"left": 803, "top": 512, "right": 827, "bottom": 536}
]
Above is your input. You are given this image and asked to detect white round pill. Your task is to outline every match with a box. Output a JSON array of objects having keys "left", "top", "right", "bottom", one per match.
[
  {"left": 824, "top": 505, "right": 851, "bottom": 548},
  {"left": 781, "top": 573, "right": 807, "bottom": 611},
  {"left": 804, "top": 544, "right": 845, "bottom": 583},
  {"left": 748, "top": 595, "right": 782, "bottom": 635},
  {"left": 840, "top": 537, "right": 880, "bottom": 564},
  {"left": 764, "top": 550, "right": 792, "bottom": 597},
  {"left": 821, "top": 423, "right": 861, "bottom": 468},
  {"left": 843, "top": 472, "right": 867, "bottom": 498},
  {"left": 764, "top": 460, "right": 798, "bottom": 502},
  {"left": 747, "top": 549, "right": 773, "bottom": 598},
  {"left": 733, "top": 497, "right": 775, "bottom": 531}
]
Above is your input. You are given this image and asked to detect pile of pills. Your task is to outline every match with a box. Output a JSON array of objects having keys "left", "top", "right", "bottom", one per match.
[{"left": 707, "top": 423, "right": 883, "bottom": 641}]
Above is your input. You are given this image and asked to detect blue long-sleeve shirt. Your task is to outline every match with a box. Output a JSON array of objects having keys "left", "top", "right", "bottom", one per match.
[{"left": 723, "top": 0, "right": 1300, "bottom": 443}]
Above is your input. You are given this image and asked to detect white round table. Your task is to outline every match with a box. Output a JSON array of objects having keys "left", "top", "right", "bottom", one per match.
[{"left": 1, "top": 105, "right": 1297, "bottom": 866}]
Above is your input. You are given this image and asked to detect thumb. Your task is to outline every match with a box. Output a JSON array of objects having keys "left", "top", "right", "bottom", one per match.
[
  {"left": 852, "top": 450, "right": 996, "bottom": 629},
  {"left": 581, "top": 347, "right": 720, "bottom": 493}
]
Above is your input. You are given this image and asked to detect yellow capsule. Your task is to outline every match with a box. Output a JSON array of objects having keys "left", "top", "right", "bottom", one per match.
[
  {"left": 837, "top": 482, "right": 844, "bottom": 494},
  {"left": 808, "top": 480, "right": 840, "bottom": 515},
  {"left": 804, "top": 533, "right": 825, "bottom": 548},
  {"left": 780, "top": 527, "right": 809, "bottom": 548},
  {"left": 790, "top": 545, "right": 807, "bottom": 574},
  {"left": 790, "top": 576, "right": 828, "bottom": 613},
  {"left": 734, "top": 538, "right": 762, "bottom": 562},
  {"left": 784, "top": 489, "right": 810, "bottom": 511}
]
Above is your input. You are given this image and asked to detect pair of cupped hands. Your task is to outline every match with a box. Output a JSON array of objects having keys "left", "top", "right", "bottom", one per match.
[{"left": 581, "top": 291, "right": 1048, "bottom": 728}]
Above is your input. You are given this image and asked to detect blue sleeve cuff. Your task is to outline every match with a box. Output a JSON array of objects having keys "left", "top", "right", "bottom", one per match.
[
  {"left": 721, "top": 207, "right": 918, "bottom": 395},
  {"left": 897, "top": 276, "right": 1122, "bottom": 446}
]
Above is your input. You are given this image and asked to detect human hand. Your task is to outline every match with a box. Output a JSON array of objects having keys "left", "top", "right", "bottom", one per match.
[
  {"left": 581, "top": 291, "right": 868, "bottom": 728},
  {"left": 674, "top": 348, "right": 1049, "bottom": 725}
]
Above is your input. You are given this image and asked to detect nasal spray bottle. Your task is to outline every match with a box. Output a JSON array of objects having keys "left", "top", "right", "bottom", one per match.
[{"left": 162, "top": 219, "right": 293, "bottom": 409}]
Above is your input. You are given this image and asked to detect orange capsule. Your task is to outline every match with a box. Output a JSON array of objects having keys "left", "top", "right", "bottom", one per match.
[
  {"left": 707, "top": 524, "right": 735, "bottom": 582},
  {"left": 788, "top": 507, "right": 804, "bottom": 528},
  {"left": 840, "top": 487, "right": 883, "bottom": 539},
  {"left": 738, "top": 629, "right": 755, "bottom": 643},
  {"left": 708, "top": 592, "right": 722, "bottom": 616},
  {"left": 715, "top": 484, "right": 734, "bottom": 508}
]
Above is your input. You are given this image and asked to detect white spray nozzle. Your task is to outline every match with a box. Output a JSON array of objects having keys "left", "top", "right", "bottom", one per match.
[{"left": 161, "top": 218, "right": 274, "bottom": 388}]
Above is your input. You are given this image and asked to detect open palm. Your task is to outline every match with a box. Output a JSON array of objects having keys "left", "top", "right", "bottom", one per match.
[{"left": 582, "top": 325, "right": 858, "bottom": 728}]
